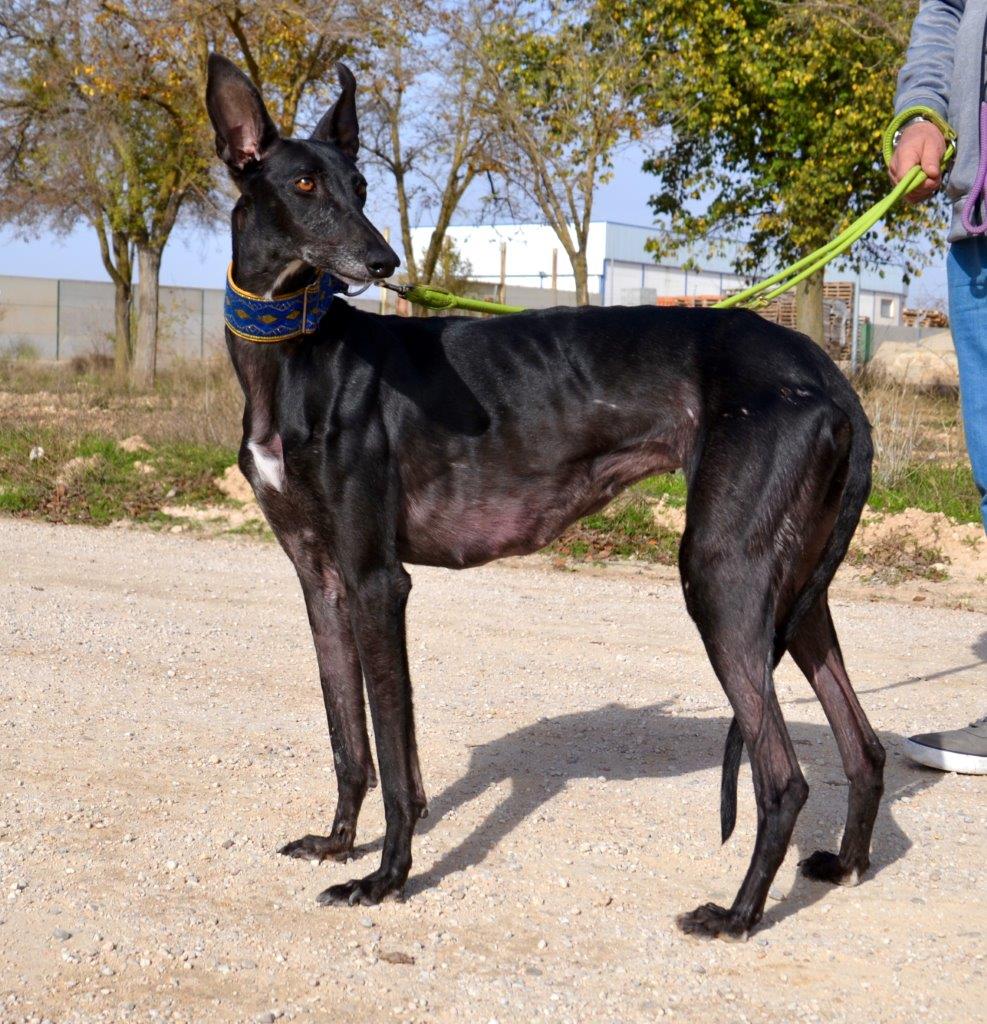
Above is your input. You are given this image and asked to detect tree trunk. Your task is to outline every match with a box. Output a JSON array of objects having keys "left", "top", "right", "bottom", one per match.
[
  {"left": 572, "top": 250, "right": 590, "bottom": 306},
  {"left": 795, "top": 271, "right": 825, "bottom": 348},
  {"left": 131, "top": 245, "right": 161, "bottom": 388},
  {"left": 113, "top": 280, "right": 132, "bottom": 385}
]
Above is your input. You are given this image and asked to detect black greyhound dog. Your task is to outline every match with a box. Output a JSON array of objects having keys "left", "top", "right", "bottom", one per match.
[{"left": 205, "top": 54, "right": 885, "bottom": 939}]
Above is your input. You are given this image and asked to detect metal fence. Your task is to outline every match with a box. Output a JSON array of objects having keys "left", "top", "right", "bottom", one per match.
[{"left": 0, "top": 274, "right": 233, "bottom": 364}]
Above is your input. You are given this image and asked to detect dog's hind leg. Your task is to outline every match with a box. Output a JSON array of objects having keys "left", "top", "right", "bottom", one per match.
[
  {"left": 788, "top": 597, "right": 885, "bottom": 885},
  {"left": 279, "top": 561, "right": 376, "bottom": 863},
  {"left": 676, "top": 557, "right": 808, "bottom": 939},
  {"left": 674, "top": 397, "right": 856, "bottom": 938}
]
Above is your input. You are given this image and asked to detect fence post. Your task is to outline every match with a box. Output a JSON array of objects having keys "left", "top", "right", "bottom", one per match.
[
  {"left": 200, "top": 288, "right": 205, "bottom": 359},
  {"left": 499, "top": 242, "right": 507, "bottom": 305},
  {"left": 551, "top": 248, "right": 558, "bottom": 306},
  {"left": 55, "top": 278, "right": 61, "bottom": 361},
  {"left": 380, "top": 228, "right": 390, "bottom": 315}
]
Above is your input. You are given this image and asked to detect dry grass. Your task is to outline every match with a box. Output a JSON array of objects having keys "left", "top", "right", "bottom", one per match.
[
  {"left": 852, "top": 374, "right": 980, "bottom": 523},
  {"left": 0, "top": 356, "right": 244, "bottom": 448},
  {"left": 854, "top": 373, "right": 964, "bottom": 485},
  {"left": 847, "top": 528, "right": 950, "bottom": 585}
]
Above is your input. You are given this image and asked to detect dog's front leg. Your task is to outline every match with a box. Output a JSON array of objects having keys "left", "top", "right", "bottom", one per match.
[
  {"left": 279, "top": 568, "right": 376, "bottom": 864},
  {"left": 318, "top": 561, "right": 423, "bottom": 906}
]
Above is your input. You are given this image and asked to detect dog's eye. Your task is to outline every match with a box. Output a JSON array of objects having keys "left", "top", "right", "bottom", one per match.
[{"left": 294, "top": 177, "right": 315, "bottom": 193}]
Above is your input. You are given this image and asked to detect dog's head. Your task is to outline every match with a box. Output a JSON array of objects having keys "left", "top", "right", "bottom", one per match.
[{"left": 206, "top": 54, "right": 399, "bottom": 285}]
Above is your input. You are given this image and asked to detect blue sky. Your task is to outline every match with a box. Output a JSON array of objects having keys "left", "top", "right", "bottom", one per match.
[{"left": 0, "top": 142, "right": 950, "bottom": 303}]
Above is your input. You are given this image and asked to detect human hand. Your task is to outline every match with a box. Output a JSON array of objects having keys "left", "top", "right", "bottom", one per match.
[{"left": 890, "top": 120, "right": 947, "bottom": 203}]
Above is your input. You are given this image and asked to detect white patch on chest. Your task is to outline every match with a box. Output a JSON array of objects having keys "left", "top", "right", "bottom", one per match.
[{"left": 248, "top": 440, "right": 284, "bottom": 492}]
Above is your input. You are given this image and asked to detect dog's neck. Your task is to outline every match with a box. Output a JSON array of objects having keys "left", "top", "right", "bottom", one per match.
[{"left": 230, "top": 200, "right": 317, "bottom": 299}]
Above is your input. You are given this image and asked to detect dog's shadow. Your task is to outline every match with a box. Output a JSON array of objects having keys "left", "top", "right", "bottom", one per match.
[{"left": 357, "top": 700, "right": 941, "bottom": 927}]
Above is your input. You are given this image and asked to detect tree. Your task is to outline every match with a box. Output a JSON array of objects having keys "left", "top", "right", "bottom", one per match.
[
  {"left": 425, "top": 235, "right": 473, "bottom": 296},
  {"left": 468, "top": 0, "right": 651, "bottom": 305},
  {"left": 618, "top": 0, "right": 943, "bottom": 342},
  {"left": 359, "top": 8, "right": 493, "bottom": 291},
  {"left": 0, "top": 1, "right": 138, "bottom": 380},
  {"left": 0, "top": 0, "right": 359, "bottom": 385}
]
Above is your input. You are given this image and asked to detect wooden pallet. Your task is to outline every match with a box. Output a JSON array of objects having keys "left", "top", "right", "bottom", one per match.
[{"left": 656, "top": 282, "right": 858, "bottom": 357}]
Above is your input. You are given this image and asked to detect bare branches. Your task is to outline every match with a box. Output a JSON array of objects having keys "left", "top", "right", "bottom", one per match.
[
  {"left": 357, "top": 4, "right": 495, "bottom": 286},
  {"left": 458, "top": 0, "right": 651, "bottom": 303}
]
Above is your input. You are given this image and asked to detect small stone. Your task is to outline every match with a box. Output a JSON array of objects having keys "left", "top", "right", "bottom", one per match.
[
  {"left": 537, "top": 939, "right": 548, "bottom": 950},
  {"left": 165, "top": 860, "right": 178, "bottom": 871},
  {"left": 360, "top": 916, "right": 374, "bottom": 928},
  {"left": 221, "top": 839, "right": 234, "bottom": 849},
  {"left": 53, "top": 929, "right": 72, "bottom": 941},
  {"left": 380, "top": 950, "right": 415, "bottom": 965},
  {"left": 767, "top": 886, "right": 786, "bottom": 901}
]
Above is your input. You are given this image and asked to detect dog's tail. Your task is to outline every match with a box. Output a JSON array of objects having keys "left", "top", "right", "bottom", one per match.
[
  {"left": 720, "top": 716, "right": 744, "bottom": 843},
  {"left": 719, "top": 389, "right": 872, "bottom": 844}
]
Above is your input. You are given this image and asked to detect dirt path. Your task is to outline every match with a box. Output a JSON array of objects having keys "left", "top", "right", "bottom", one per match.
[{"left": 1, "top": 520, "right": 984, "bottom": 1024}]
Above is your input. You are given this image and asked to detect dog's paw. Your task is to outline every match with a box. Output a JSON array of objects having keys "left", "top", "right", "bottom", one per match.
[
  {"left": 316, "top": 871, "right": 405, "bottom": 907},
  {"left": 798, "top": 850, "right": 862, "bottom": 887},
  {"left": 676, "top": 903, "right": 749, "bottom": 941},
  {"left": 278, "top": 833, "right": 353, "bottom": 863}
]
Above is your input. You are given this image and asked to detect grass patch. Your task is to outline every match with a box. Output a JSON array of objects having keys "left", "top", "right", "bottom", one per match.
[
  {"left": 0, "top": 426, "right": 237, "bottom": 526},
  {"left": 554, "top": 494, "right": 680, "bottom": 564},
  {"left": 632, "top": 471, "right": 687, "bottom": 506},
  {"left": 222, "top": 520, "right": 274, "bottom": 540},
  {"left": 868, "top": 462, "right": 982, "bottom": 524}
]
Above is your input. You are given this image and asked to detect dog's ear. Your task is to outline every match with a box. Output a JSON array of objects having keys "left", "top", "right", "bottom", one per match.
[
  {"left": 206, "top": 53, "right": 279, "bottom": 171},
  {"left": 309, "top": 63, "right": 359, "bottom": 158}
]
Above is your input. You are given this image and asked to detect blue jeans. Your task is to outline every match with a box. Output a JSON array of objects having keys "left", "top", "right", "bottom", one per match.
[{"left": 947, "top": 237, "right": 987, "bottom": 532}]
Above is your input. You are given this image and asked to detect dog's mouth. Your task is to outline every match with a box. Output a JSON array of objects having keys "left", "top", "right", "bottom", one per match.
[{"left": 334, "top": 272, "right": 377, "bottom": 289}]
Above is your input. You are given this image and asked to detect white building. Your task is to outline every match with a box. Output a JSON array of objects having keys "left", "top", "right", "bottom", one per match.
[{"left": 408, "top": 220, "right": 907, "bottom": 327}]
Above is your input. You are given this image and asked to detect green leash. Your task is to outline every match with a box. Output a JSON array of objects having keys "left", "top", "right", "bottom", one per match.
[
  {"left": 382, "top": 282, "right": 526, "bottom": 315},
  {"left": 385, "top": 107, "right": 955, "bottom": 317}
]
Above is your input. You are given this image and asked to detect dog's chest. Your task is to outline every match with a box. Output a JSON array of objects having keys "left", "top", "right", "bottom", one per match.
[{"left": 247, "top": 437, "right": 285, "bottom": 493}]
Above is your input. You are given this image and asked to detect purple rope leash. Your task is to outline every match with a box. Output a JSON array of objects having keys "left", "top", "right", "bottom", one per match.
[{"left": 962, "top": 102, "right": 987, "bottom": 236}]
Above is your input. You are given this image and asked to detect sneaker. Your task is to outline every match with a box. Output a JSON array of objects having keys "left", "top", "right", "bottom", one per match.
[{"left": 904, "top": 716, "right": 987, "bottom": 775}]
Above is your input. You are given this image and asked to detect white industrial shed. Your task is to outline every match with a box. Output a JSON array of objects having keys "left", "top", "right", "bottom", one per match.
[{"left": 408, "top": 220, "right": 908, "bottom": 327}]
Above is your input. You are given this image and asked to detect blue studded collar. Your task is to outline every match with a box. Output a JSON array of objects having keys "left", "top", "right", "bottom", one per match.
[{"left": 224, "top": 263, "right": 343, "bottom": 343}]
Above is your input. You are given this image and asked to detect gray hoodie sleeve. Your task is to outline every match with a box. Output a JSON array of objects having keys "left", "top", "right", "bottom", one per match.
[{"left": 894, "top": 0, "right": 964, "bottom": 118}]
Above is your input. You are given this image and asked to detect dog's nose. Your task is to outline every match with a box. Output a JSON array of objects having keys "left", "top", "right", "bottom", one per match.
[{"left": 365, "top": 248, "right": 399, "bottom": 279}]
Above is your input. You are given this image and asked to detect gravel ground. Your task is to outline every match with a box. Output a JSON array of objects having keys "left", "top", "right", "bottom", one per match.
[{"left": 1, "top": 519, "right": 984, "bottom": 1024}]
